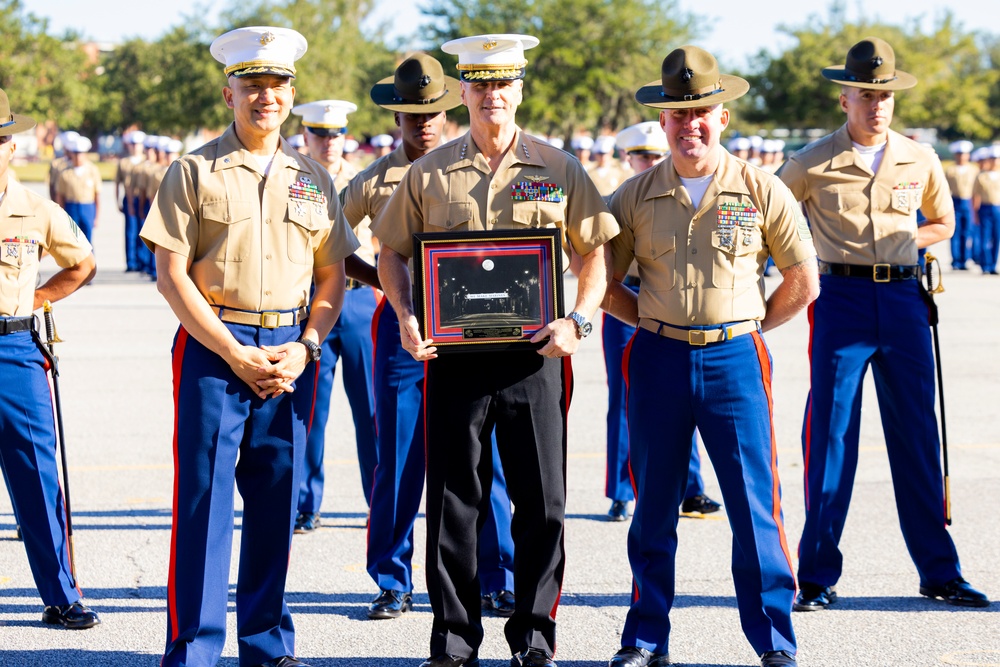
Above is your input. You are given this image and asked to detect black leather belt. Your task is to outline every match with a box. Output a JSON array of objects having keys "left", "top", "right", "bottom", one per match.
[
  {"left": 818, "top": 261, "right": 920, "bottom": 282},
  {"left": 346, "top": 278, "right": 366, "bottom": 290},
  {"left": 0, "top": 316, "right": 34, "bottom": 335}
]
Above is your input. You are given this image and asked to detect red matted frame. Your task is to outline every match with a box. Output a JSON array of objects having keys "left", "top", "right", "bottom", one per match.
[{"left": 413, "top": 228, "right": 564, "bottom": 352}]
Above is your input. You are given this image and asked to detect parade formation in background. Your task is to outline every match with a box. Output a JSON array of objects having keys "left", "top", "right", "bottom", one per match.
[{"left": 1, "top": 3, "right": 997, "bottom": 667}]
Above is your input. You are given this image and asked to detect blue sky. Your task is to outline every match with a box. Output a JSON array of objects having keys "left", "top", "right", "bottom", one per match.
[{"left": 30, "top": 0, "right": 997, "bottom": 69}]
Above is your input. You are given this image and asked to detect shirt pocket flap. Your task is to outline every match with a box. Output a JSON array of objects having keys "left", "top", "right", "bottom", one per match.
[
  {"left": 428, "top": 201, "right": 475, "bottom": 230},
  {"left": 201, "top": 201, "right": 255, "bottom": 225},
  {"left": 287, "top": 202, "right": 327, "bottom": 231},
  {"left": 511, "top": 201, "right": 564, "bottom": 227},
  {"left": 637, "top": 229, "right": 676, "bottom": 260}
]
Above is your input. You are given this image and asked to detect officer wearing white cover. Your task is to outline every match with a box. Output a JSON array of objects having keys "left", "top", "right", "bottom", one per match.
[
  {"left": 289, "top": 99, "right": 377, "bottom": 534},
  {"left": 372, "top": 33, "right": 619, "bottom": 667},
  {"left": 140, "top": 26, "right": 359, "bottom": 667}
]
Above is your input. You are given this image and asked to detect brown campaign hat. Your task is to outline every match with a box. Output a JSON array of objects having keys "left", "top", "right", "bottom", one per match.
[
  {"left": 369, "top": 53, "right": 462, "bottom": 113},
  {"left": 0, "top": 88, "right": 36, "bottom": 137},
  {"left": 822, "top": 37, "right": 916, "bottom": 90},
  {"left": 635, "top": 45, "right": 749, "bottom": 109}
]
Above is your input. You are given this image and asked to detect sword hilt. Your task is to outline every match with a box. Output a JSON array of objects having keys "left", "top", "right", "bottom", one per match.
[
  {"left": 924, "top": 252, "right": 945, "bottom": 294},
  {"left": 42, "top": 300, "right": 64, "bottom": 347}
]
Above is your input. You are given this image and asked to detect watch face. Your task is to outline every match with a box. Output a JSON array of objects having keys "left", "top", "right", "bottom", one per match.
[{"left": 580, "top": 321, "right": 593, "bottom": 336}]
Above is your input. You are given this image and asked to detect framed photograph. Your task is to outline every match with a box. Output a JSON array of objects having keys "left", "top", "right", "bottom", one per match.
[{"left": 413, "top": 228, "right": 565, "bottom": 353}]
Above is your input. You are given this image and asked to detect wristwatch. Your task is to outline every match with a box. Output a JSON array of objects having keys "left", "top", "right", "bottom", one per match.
[
  {"left": 297, "top": 337, "right": 322, "bottom": 364},
  {"left": 566, "top": 311, "right": 593, "bottom": 338}
]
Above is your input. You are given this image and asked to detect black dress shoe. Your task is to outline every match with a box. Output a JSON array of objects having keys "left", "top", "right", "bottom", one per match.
[
  {"left": 255, "top": 657, "right": 312, "bottom": 667},
  {"left": 368, "top": 588, "right": 412, "bottom": 619},
  {"left": 15, "top": 524, "right": 21, "bottom": 540},
  {"left": 294, "top": 512, "right": 321, "bottom": 534},
  {"left": 419, "top": 655, "right": 480, "bottom": 667},
  {"left": 760, "top": 650, "right": 797, "bottom": 666},
  {"left": 607, "top": 500, "right": 631, "bottom": 522},
  {"left": 41, "top": 601, "right": 101, "bottom": 629},
  {"left": 511, "top": 648, "right": 556, "bottom": 667},
  {"left": 920, "top": 577, "right": 990, "bottom": 607},
  {"left": 680, "top": 494, "right": 721, "bottom": 515},
  {"left": 793, "top": 582, "right": 837, "bottom": 611},
  {"left": 482, "top": 589, "right": 516, "bottom": 616},
  {"left": 609, "top": 646, "right": 671, "bottom": 667}
]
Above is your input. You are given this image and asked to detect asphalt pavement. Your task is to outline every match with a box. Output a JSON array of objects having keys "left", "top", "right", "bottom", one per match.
[{"left": 1, "top": 181, "right": 997, "bottom": 666}]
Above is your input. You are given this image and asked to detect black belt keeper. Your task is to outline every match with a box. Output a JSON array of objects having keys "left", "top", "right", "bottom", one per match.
[
  {"left": 818, "top": 261, "right": 921, "bottom": 282},
  {"left": 0, "top": 316, "right": 35, "bottom": 335}
]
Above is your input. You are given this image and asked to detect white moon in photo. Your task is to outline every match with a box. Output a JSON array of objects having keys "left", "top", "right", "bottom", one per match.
[{"left": 482, "top": 259, "right": 495, "bottom": 271}]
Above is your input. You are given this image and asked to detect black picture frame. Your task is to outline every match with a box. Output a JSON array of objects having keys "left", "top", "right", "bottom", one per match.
[{"left": 413, "top": 228, "right": 565, "bottom": 353}]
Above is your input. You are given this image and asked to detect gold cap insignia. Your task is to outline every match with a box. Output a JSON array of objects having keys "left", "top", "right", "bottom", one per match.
[
  {"left": 260, "top": 31, "right": 276, "bottom": 46},
  {"left": 483, "top": 38, "right": 498, "bottom": 51}
]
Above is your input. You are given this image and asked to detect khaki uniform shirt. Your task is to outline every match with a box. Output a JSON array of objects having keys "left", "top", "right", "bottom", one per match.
[
  {"left": 587, "top": 161, "right": 628, "bottom": 197},
  {"left": 341, "top": 146, "right": 412, "bottom": 266},
  {"left": 145, "top": 162, "right": 168, "bottom": 201},
  {"left": 945, "top": 162, "right": 978, "bottom": 200},
  {"left": 780, "top": 125, "right": 953, "bottom": 266},
  {"left": 0, "top": 180, "right": 93, "bottom": 316},
  {"left": 973, "top": 170, "right": 1000, "bottom": 205},
  {"left": 371, "top": 128, "right": 619, "bottom": 268},
  {"left": 116, "top": 155, "right": 145, "bottom": 194},
  {"left": 55, "top": 161, "right": 102, "bottom": 204},
  {"left": 609, "top": 150, "right": 815, "bottom": 326},
  {"left": 48, "top": 156, "right": 71, "bottom": 196},
  {"left": 140, "top": 123, "right": 360, "bottom": 312}
]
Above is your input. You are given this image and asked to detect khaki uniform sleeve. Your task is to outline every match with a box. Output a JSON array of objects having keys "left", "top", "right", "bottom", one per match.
[
  {"left": 370, "top": 167, "right": 421, "bottom": 258},
  {"left": 139, "top": 160, "right": 199, "bottom": 256},
  {"left": 44, "top": 202, "right": 93, "bottom": 269},
  {"left": 563, "top": 158, "right": 619, "bottom": 257},
  {"left": 764, "top": 182, "right": 816, "bottom": 270},
  {"left": 608, "top": 187, "right": 637, "bottom": 275},
  {"left": 340, "top": 170, "right": 368, "bottom": 230},
  {"left": 776, "top": 157, "right": 809, "bottom": 204},
  {"left": 920, "top": 154, "right": 954, "bottom": 221},
  {"left": 313, "top": 186, "right": 361, "bottom": 268}
]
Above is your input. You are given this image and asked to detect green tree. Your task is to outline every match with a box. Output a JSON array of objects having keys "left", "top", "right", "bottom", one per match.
[
  {"left": 0, "top": 0, "right": 94, "bottom": 130},
  {"left": 419, "top": 0, "right": 700, "bottom": 141}
]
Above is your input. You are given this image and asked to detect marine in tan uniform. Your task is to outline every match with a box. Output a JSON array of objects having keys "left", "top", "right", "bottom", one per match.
[
  {"left": 586, "top": 134, "right": 627, "bottom": 196},
  {"left": 779, "top": 37, "right": 988, "bottom": 614},
  {"left": 287, "top": 98, "right": 377, "bottom": 536},
  {"left": 0, "top": 87, "right": 99, "bottom": 630},
  {"left": 54, "top": 135, "right": 101, "bottom": 242},
  {"left": 972, "top": 144, "right": 1000, "bottom": 273},
  {"left": 139, "top": 26, "right": 360, "bottom": 667},
  {"left": 372, "top": 33, "right": 619, "bottom": 667},
  {"left": 115, "top": 130, "right": 147, "bottom": 272},
  {"left": 603, "top": 46, "right": 817, "bottom": 667},
  {"left": 47, "top": 130, "right": 78, "bottom": 201}
]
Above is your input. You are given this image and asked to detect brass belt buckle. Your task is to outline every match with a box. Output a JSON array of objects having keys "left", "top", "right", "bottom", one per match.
[
  {"left": 873, "top": 263, "right": 891, "bottom": 282},
  {"left": 688, "top": 329, "right": 708, "bottom": 346},
  {"left": 259, "top": 311, "right": 281, "bottom": 328}
]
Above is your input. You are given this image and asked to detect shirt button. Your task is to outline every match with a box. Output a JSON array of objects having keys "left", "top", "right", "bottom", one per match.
[
  {"left": 491, "top": 218, "right": 498, "bottom": 225},
  {"left": 266, "top": 254, "right": 272, "bottom": 260},
  {"left": 691, "top": 248, "right": 698, "bottom": 254},
  {"left": 265, "top": 290, "right": 272, "bottom": 296},
  {"left": 265, "top": 218, "right": 271, "bottom": 224},
  {"left": 691, "top": 316, "right": 696, "bottom": 322}
]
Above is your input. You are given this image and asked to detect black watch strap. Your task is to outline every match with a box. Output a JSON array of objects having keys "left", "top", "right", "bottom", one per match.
[{"left": 298, "top": 337, "right": 322, "bottom": 363}]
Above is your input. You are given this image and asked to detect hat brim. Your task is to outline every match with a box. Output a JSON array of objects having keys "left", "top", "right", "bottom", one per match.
[
  {"left": 369, "top": 75, "right": 463, "bottom": 113},
  {"left": 304, "top": 126, "right": 347, "bottom": 138},
  {"left": 0, "top": 113, "right": 36, "bottom": 137},
  {"left": 229, "top": 65, "right": 296, "bottom": 79},
  {"left": 821, "top": 67, "right": 917, "bottom": 90},
  {"left": 635, "top": 74, "right": 749, "bottom": 109}
]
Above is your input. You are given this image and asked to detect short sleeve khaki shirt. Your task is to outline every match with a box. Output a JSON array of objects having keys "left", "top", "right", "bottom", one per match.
[
  {"left": 341, "top": 146, "right": 412, "bottom": 266},
  {"left": 370, "top": 129, "right": 619, "bottom": 267},
  {"left": 0, "top": 180, "right": 93, "bottom": 316},
  {"left": 55, "top": 161, "right": 102, "bottom": 204},
  {"left": 973, "top": 170, "right": 1000, "bottom": 205},
  {"left": 609, "top": 150, "right": 815, "bottom": 325},
  {"left": 779, "top": 125, "right": 953, "bottom": 266},
  {"left": 945, "top": 163, "right": 978, "bottom": 200},
  {"left": 139, "top": 123, "right": 360, "bottom": 312}
]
